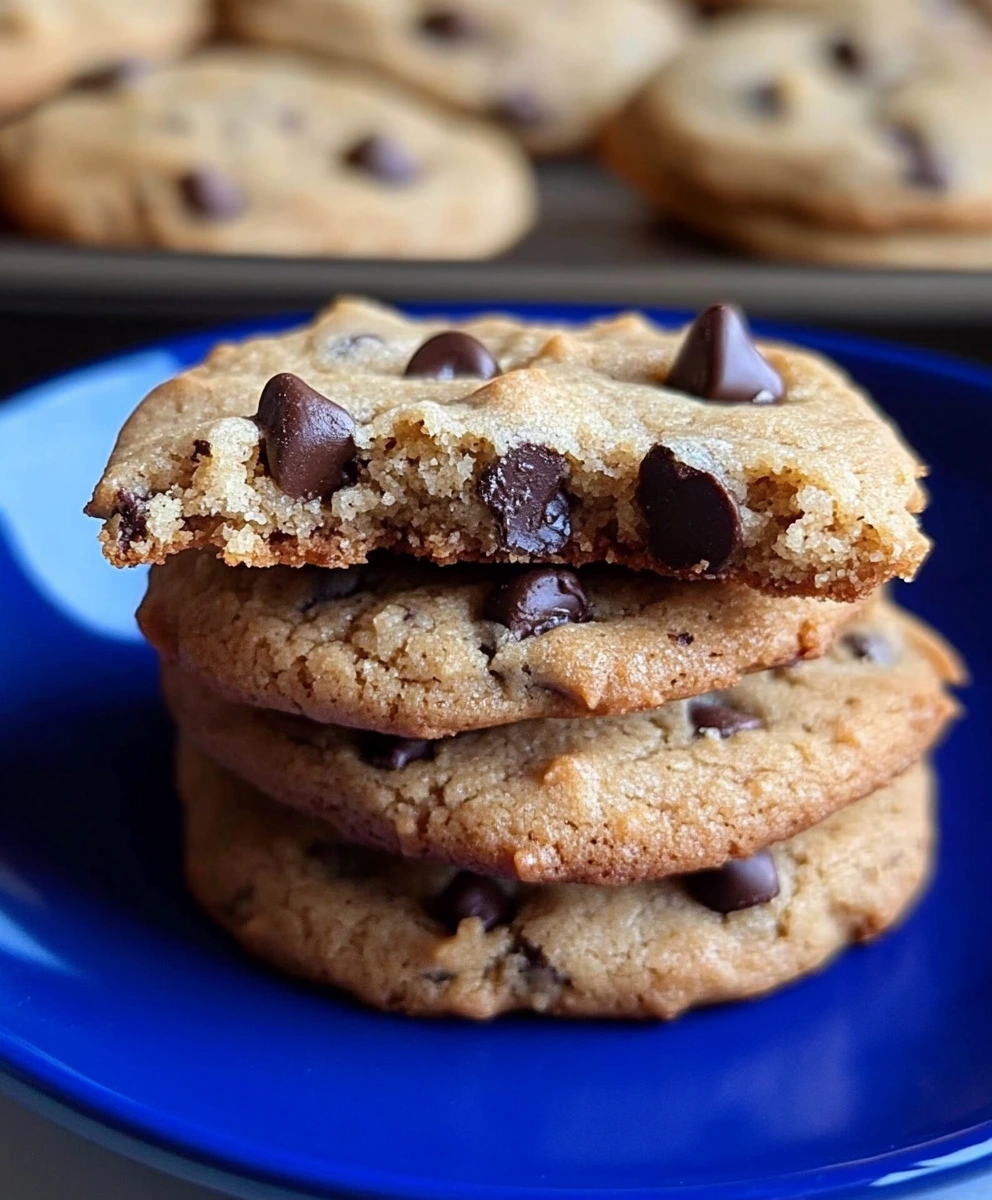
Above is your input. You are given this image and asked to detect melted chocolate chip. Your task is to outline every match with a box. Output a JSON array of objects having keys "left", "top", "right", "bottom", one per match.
[
  {"left": 191, "top": 438, "right": 210, "bottom": 462},
  {"left": 666, "top": 304, "right": 784, "bottom": 404},
  {"left": 689, "top": 701, "right": 763, "bottom": 738},
  {"left": 747, "top": 81, "right": 785, "bottom": 116},
  {"left": 255, "top": 372, "right": 356, "bottom": 500},
  {"left": 431, "top": 871, "right": 515, "bottom": 933},
  {"left": 179, "top": 166, "right": 246, "bottom": 220},
  {"left": 843, "top": 630, "right": 896, "bottom": 666},
  {"left": 483, "top": 567, "right": 590, "bottom": 640},
  {"left": 419, "top": 9, "right": 483, "bottom": 39},
  {"left": 404, "top": 330, "right": 499, "bottom": 380},
  {"left": 298, "top": 565, "right": 365, "bottom": 611},
  {"left": 478, "top": 444, "right": 571, "bottom": 556},
  {"left": 358, "top": 733, "right": 435, "bottom": 770},
  {"left": 685, "top": 851, "right": 780, "bottom": 913},
  {"left": 114, "top": 489, "right": 148, "bottom": 546},
  {"left": 344, "top": 134, "right": 419, "bottom": 184},
  {"left": 670, "top": 631, "right": 694, "bottom": 646},
  {"left": 636, "top": 445, "right": 742, "bottom": 573},
  {"left": 827, "top": 35, "right": 866, "bottom": 73},
  {"left": 492, "top": 89, "right": 545, "bottom": 128},
  {"left": 890, "top": 125, "right": 947, "bottom": 190}
]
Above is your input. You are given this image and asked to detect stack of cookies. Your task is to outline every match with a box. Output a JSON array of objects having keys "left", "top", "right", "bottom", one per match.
[{"left": 87, "top": 297, "right": 961, "bottom": 1019}]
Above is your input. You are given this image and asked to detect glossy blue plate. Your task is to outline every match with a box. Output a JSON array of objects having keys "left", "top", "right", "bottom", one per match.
[{"left": 0, "top": 307, "right": 990, "bottom": 1200}]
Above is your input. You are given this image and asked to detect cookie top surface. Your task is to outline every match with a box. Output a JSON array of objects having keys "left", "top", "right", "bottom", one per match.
[
  {"left": 87, "top": 298, "right": 929, "bottom": 601},
  {"left": 181, "top": 743, "right": 934, "bottom": 1019},
  {"left": 610, "top": 6, "right": 992, "bottom": 232},
  {"left": 0, "top": 51, "right": 535, "bottom": 257},
  {"left": 140, "top": 551, "right": 868, "bottom": 737},
  {"left": 0, "top": 0, "right": 208, "bottom": 115},
  {"left": 226, "top": 0, "right": 689, "bottom": 154},
  {"left": 165, "top": 600, "right": 960, "bottom": 885}
]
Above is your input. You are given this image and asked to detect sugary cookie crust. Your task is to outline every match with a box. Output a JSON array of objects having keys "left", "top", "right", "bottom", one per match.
[
  {"left": 139, "top": 550, "right": 870, "bottom": 738},
  {"left": 164, "top": 600, "right": 960, "bottom": 885},
  {"left": 181, "top": 744, "right": 935, "bottom": 1019},
  {"left": 87, "top": 298, "right": 929, "bottom": 600}
]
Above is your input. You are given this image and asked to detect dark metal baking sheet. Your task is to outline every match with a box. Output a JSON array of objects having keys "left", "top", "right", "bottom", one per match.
[{"left": 0, "top": 159, "right": 989, "bottom": 320}]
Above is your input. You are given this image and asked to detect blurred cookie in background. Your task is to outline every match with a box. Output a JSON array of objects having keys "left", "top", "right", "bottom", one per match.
[
  {"left": 225, "top": 0, "right": 691, "bottom": 155},
  {"left": 0, "top": 0, "right": 210, "bottom": 117},
  {"left": 0, "top": 49, "right": 537, "bottom": 258},
  {"left": 602, "top": 4, "right": 992, "bottom": 266}
]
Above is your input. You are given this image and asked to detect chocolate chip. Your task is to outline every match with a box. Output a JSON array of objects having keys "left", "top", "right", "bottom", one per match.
[
  {"left": 747, "top": 81, "right": 785, "bottom": 116},
  {"left": 114, "top": 489, "right": 148, "bottom": 546},
  {"left": 685, "top": 851, "right": 780, "bottom": 913},
  {"left": 669, "top": 631, "right": 694, "bottom": 646},
  {"left": 344, "top": 135, "right": 419, "bottom": 184},
  {"left": 191, "top": 438, "right": 210, "bottom": 462},
  {"left": 492, "top": 89, "right": 545, "bottom": 128},
  {"left": 843, "top": 631, "right": 896, "bottom": 666},
  {"left": 666, "top": 304, "right": 784, "bottom": 404},
  {"left": 76, "top": 58, "right": 150, "bottom": 89},
  {"left": 404, "top": 330, "right": 499, "bottom": 380},
  {"left": 179, "top": 166, "right": 246, "bottom": 220},
  {"left": 827, "top": 35, "right": 865, "bottom": 73},
  {"left": 689, "top": 701, "right": 762, "bottom": 738},
  {"left": 636, "top": 445, "right": 742, "bottom": 573},
  {"left": 430, "top": 871, "right": 515, "bottom": 933},
  {"left": 478, "top": 444, "right": 571, "bottom": 556},
  {"left": 299, "top": 565, "right": 364, "bottom": 611},
  {"left": 419, "top": 9, "right": 483, "bottom": 39},
  {"left": 890, "top": 125, "right": 947, "bottom": 190},
  {"left": 483, "top": 568, "right": 590, "bottom": 640},
  {"left": 255, "top": 372, "right": 356, "bottom": 500},
  {"left": 358, "top": 733, "right": 435, "bottom": 770}
]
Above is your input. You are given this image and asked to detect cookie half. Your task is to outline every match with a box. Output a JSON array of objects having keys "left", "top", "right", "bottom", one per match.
[
  {"left": 164, "top": 600, "right": 960, "bottom": 885},
  {"left": 86, "top": 298, "right": 929, "bottom": 601},
  {"left": 181, "top": 743, "right": 935, "bottom": 1019},
  {"left": 226, "top": 0, "right": 689, "bottom": 155},
  {"left": 0, "top": 50, "right": 536, "bottom": 257},
  {"left": 140, "top": 550, "right": 870, "bottom": 738},
  {"left": 0, "top": 0, "right": 208, "bottom": 116}
]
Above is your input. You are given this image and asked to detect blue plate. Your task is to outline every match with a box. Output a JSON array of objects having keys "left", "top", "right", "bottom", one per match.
[{"left": 1, "top": 307, "right": 990, "bottom": 1200}]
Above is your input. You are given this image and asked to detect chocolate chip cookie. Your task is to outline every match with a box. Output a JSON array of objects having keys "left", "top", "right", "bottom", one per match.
[
  {"left": 139, "top": 550, "right": 868, "bottom": 738},
  {"left": 0, "top": 50, "right": 536, "bottom": 257},
  {"left": 181, "top": 742, "right": 935, "bottom": 1019},
  {"left": 0, "top": 0, "right": 208, "bottom": 116},
  {"left": 86, "top": 298, "right": 929, "bottom": 601},
  {"left": 601, "top": 8, "right": 992, "bottom": 265},
  {"left": 164, "top": 600, "right": 960, "bottom": 885},
  {"left": 226, "top": 0, "right": 689, "bottom": 155}
]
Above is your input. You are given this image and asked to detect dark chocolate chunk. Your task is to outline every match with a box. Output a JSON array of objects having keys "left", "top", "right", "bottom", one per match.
[
  {"left": 478, "top": 444, "right": 571, "bottom": 555},
  {"left": 191, "top": 438, "right": 210, "bottom": 462},
  {"left": 685, "top": 851, "right": 780, "bottom": 913},
  {"left": 431, "top": 871, "right": 515, "bottom": 933},
  {"left": 255, "top": 372, "right": 356, "bottom": 500},
  {"left": 404, "top": 330, "right": 499, "bottom": 380},
  {"left": 179, "top": 166, "right": 246, "bottom": 220},
  {"left": 344, "top": 134, "right": 419, "bottom": 184},
  {"left": 636, "top": 444, "right": 742, "bottom": 573},
  {"left": 483, "top": 567, "right": 590, "bottom": 640},
  {"left": 670, "top": 631, "right": 694, "bottom": 646},
  {"left": 492, "top": 89, "right": 545, "bottom": 128},
  {"left": 666, "top": 304, "right": 784, "bottom": 404},
  {"left": 298, "top": 565, "right": 365, "bottom": 611},
  {"left": 419, "top": 9, "right": 483, "bottom": 39},
  {"left": 114, "top": 489, "right": 148, "bottom": 546},
  {"left": 689, "top": 701, "right": 763, "bottom": 738},
  {"left": 890, "top": 125, "right": 947, "bottom": 190},
  {"left": 827, "top": 35, "right": 866, "bottom": 73},
  {"left": 747, "top": 81, "right": 785, "bottom": 116},
  {"left": 358, "top": 732, "right": 435, "bottom": 770},
  {"left": 843, "top": 630, "right": 896, "bottom": 666}
]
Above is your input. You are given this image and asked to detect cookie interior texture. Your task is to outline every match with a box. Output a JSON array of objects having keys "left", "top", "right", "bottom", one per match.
[
  {"left": 139, "top": 550, "right": 871, "bottom": 737},
  {"left": 180, "top": 743, "right": 935, "bottom": 1019},
  {"left": 86, "top": 298, "right": 929, "bottom": 601},
  {"left": 0, "top": 51, "right": 536, "bottom": 257},
  {"left": 163, "top": 598, "right": 961, "bottom": 885}
]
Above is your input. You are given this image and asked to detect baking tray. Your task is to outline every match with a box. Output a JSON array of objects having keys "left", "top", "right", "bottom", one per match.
[{"left": 1, "top": 159, "right": 990, "bottom": 321}]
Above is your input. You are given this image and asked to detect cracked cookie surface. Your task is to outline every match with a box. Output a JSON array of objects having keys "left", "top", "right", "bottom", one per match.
[
  {"left": 140, "top": 550, "right": 868, "bottom": 738},
  {"left": 87, "top": 298, "right": 928, "bottom": 600},
  {"left": 181, "top": 743, "right": 934, "bottom": 1019},
  {"left": 165, "top": 600, "right": 960, "bottom": 885}
]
